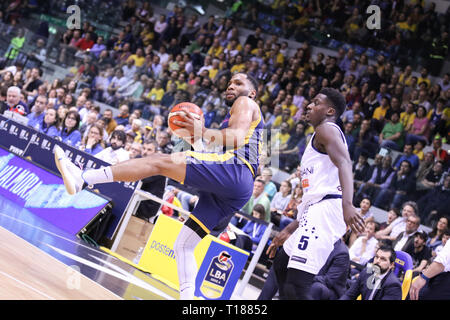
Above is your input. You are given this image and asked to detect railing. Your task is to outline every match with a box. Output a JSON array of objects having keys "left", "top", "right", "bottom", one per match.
[{"left": 112, "top": 187, "right": 274, "bottom": 297}]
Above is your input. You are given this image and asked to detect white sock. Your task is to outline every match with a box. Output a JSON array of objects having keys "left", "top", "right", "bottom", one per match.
[
  {"left": 81, "top": 167, "right": 114, "bottom": 186},
  {"left": 174, "top": 224, "right": 202, "bottom": 300}
]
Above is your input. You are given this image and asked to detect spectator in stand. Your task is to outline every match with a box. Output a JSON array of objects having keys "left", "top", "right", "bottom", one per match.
[
  {"left": 417, "top": 175, "right": 450, "bottom": 227},
  {"left": 38, "top": 107, "right": 59, "bottom": 138},
  {"left": 431, "top": 137, "right": 449, "bottom": 167},
  {"left": 376, "top": 201, "right": 419, "bottom": 242},
  {"left": 416, "top": 160, "right": 445, "bottom": 193},
  {"left": 379, "top": 208, "right": 401, "bottom": 232},
  {"left": 407, "top": 231, "right": 433, "bottom": 277},
  {"left": 27, "top": 95, "right": 47, "bottom": 130},
  {"left": 58, "top": 110, "right": 81, "bottom": 148},
  {"left": 6, "top": 86, "right": 28, "bottom": 116},
  {"left": 378, "top": 111, "right": 404, "bottom": 152},
  {"left": 102, "top": 109, "right": 118, "bottom": 135},
  {"left": 373, "top": 160, "right": 416, "bottom": 210},
  {"left": 95, "top": 129, "right": 129, "bottom": 165},
  {"left": 128, "top": 142, "right": 143, "bottom": 159},
  {"left": 79, "top": 124, "right": 104, "bottom": 156},
  {"left": 270, "top": 180, "right": 292, "bottom": 227},
  {"left": 405, "top": 105, "right": 430, "bottom": 146},
  {"left": 354, "top": 155, "right": 395, "bottom": 206},
  {"left": 393, "top": 143, "right": 420, "bottom": 173},
  {"left": 240, "top": 178, "right": 271, "bottom": 223},
  {"left": 353, "top": 152, "right": 372, "bottom": 191},
  {"left": 260, "top": 168, "right": 278, "bottom": 202},
  {"left": 347, "top": 197, "right": 374, "bottom": 247},
  {"left": 349, "top": 220, "right": 380, "bottom": 267},
  {"left": 392, "top": 214, "right": 421, "bottom": 253},
  {"left": 426, "top": 216, "right": 449, "bottom": 255},
  {"left": 235, "top": 204, "right": 268, "bottom": 252},
  {"left": 114, "top": 104, "right": 130, "bottom": 127}
]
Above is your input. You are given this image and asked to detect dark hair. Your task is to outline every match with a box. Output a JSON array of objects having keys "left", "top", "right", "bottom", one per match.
[
  {"left": 377, "top": 245, "right": 397, "bottom": 264},
  {"left": 320, "top": 87, "right": 346, "bottom": 120},
  {"left": 252, "top": 203, "right": 266, "bottom": 218},
  {"left": 111, "top": 130, "right": 127, "bottom": 144},
  {"left": 367, "top": 221, "right": 380, "bottom": 232},
  {"left": 389, "top": 207, "right": 401, "bottom": 217},
  {"left": 415, "top": 231, "right": 428, "bottom": 241},
  {"left": 243, "top": 73, "right": 258, "bottom": 96},
  {"left": 61, "top": 110, "right": 80, "bottom": 135}
]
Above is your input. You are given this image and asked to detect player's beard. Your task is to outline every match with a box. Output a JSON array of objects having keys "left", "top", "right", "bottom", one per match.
[{"left": 225, "top": 90, "right": 249, "bottom": 106}]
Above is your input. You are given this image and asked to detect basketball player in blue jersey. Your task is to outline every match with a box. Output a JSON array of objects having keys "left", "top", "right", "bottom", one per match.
[
  {"left": 270, "top": 88, "right": 365, "bottom": 300},
  {"left": 54, "top": 73, "right": 264, "bottom": 300}
]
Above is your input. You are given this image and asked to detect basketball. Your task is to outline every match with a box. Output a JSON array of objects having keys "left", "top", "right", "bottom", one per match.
[{"left": 168, "top": 102, "right": 203, "bottom": 137}]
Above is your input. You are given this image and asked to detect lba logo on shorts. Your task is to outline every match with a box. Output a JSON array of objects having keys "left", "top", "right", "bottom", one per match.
[{"left": 200, "top": 251, "right": 234, "bottom": 299}]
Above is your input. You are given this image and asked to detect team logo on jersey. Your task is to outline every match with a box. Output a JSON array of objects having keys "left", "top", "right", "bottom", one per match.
[{"left": 200, "top": 251, "right": 234, "bottom": 299}]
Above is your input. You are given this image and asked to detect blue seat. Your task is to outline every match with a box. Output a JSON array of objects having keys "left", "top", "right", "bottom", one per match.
[{"left": 394, "top": 251, "right": 414, "bottom": 300}]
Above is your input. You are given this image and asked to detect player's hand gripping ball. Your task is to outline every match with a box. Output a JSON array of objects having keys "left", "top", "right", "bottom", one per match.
[{"left": 168, "top": 102, "right": 203, "bottom": 140}]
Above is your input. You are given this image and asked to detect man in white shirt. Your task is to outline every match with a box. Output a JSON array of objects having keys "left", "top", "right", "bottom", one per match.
[
  {"left": 375, "top": 201, "right": 418, "bottom": 241},
  {"left": 349, "top": 221, "right": 380, "bottom": 266},
  {"left": 392, "top": 214, "right": 420, "bottom": 252},
  {"left": 95, "top": 130, "right": 129, "bottom": 165}
]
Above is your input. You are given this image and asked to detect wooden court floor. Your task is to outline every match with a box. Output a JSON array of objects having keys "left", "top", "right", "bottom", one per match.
[{"left": 0, "top": 226, "right": 121, "bottom": 300}]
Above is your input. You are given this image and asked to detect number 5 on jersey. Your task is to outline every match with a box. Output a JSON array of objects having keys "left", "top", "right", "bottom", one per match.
[{"left": 298, "top": 235, "right": 309, "bottom": 250}]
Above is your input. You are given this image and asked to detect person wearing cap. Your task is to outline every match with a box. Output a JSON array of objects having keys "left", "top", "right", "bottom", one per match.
[{"left": 95, "top": 130, "right": 130, "bottom": 165}]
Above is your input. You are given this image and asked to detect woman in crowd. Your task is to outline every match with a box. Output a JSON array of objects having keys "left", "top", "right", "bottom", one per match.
[
  {"left": 58, "top": 110, "right": 81, "bottom": 147},
  {"left": 38, "top": 108, "right": 59, "bottom": 138},
  {"left": 80, "top": 124, "right": 105, "bottom": 155}
]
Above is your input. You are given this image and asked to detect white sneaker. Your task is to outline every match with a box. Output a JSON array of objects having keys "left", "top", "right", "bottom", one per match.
[{"left": 54, "top": 145, "right": 85, "bottom": 195}]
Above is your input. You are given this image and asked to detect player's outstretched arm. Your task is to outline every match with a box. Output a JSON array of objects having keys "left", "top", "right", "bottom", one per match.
[{"left": 314, "top": 124, "right": 365, "bottom": 234}]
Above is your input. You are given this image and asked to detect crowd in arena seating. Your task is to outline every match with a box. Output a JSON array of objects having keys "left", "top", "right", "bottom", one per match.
[{"left": 0, "top": 0, "right": 449, "bottom": 299}]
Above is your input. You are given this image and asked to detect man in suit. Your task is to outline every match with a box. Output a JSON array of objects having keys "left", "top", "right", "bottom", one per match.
[
  {"left": 392, "top": 214, "right": 420, "bottom": 253},
  {"left": 340, "top": 246, "right": 402, "bottom": 300},
  {"left": 310, "top": 239, "right": 350, "bottom": 300}
]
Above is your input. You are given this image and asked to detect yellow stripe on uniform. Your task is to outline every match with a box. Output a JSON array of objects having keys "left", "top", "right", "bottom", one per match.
[
  {"left": 244, "top": 118, "right": 261, "bottom": 146},
  {"left": 189, "top": 214, "right": 211, "bottom": 234},
  {"left": 236, "top": 156, "right": 255, "bottom": 176},
  {"left": 186, "top": 150, "right": 236, "bottom": 162}
]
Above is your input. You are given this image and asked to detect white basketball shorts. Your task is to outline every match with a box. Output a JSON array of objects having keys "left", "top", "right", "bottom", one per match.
[{"left": 283, "top": 198, "right": 347, "bottom": 275}]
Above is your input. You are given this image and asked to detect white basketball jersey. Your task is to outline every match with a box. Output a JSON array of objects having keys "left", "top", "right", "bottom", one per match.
[{"left": 299, "top": 122, "right": 347, "bottom": 205}]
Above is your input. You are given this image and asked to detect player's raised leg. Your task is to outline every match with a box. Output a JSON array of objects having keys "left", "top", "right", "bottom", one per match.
[{"left": 54, "top": 145, "right": 187, "bottom": 195}]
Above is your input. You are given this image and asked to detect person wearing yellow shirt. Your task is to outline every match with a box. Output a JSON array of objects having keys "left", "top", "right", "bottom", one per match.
[
  {"left": 281, "top": 95, "right": 298, "bottom": 116},
  {"left": 399, "top": 65, "right": 413, "bottom": 87},
  {"left": 230, "top": 54, "right": 246, "bottom": 74},
  {"left": 208, "top": 59, "right": 220, "bottom": 80},
  {"left": 396, "top": 15, "right": 417, "bottom": 33},
  {"left": 272, "top": 122, "right": 292, "bottom": 149},
  {"left": 175, "top": 73, "right": 188, "bottom": 91},
  {"left": 146, "top": 79, "right": 165, "bottom": 103},
  {"left": 273, "top": 109, "right": 295, "bottom": 131},
  {"left": 417, "top": 67, "right": 431, "bottom": 88},
  {"left": 128, "top": 48, "right": 146, "bottom": 68},
  {"left": 372, "top": 97, "right": 391, "bottom": 122},
  {"left": 400, "top": 101, "right": 416, "bottom": 132},
  {"left": 207, "top": 38, "right": 224, "bottom": 58}
]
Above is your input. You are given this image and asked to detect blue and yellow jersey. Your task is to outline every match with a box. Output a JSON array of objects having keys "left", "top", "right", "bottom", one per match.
[{"left": 219, "top": 109, "right": 265, "bottom": 177}]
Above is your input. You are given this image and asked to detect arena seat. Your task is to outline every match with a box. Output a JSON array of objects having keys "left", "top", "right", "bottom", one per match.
[{"left": 394, "top": 250, "right": 414, "bottom": 300}]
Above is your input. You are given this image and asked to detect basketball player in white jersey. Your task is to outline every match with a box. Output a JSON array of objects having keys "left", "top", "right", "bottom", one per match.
[{"left": 271, "top": 88, "right": 365, "bottom": 299}]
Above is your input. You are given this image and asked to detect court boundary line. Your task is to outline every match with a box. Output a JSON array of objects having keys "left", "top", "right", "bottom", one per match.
[{"left": 0, "top": 270, "right": 56, "bottom": 300}]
